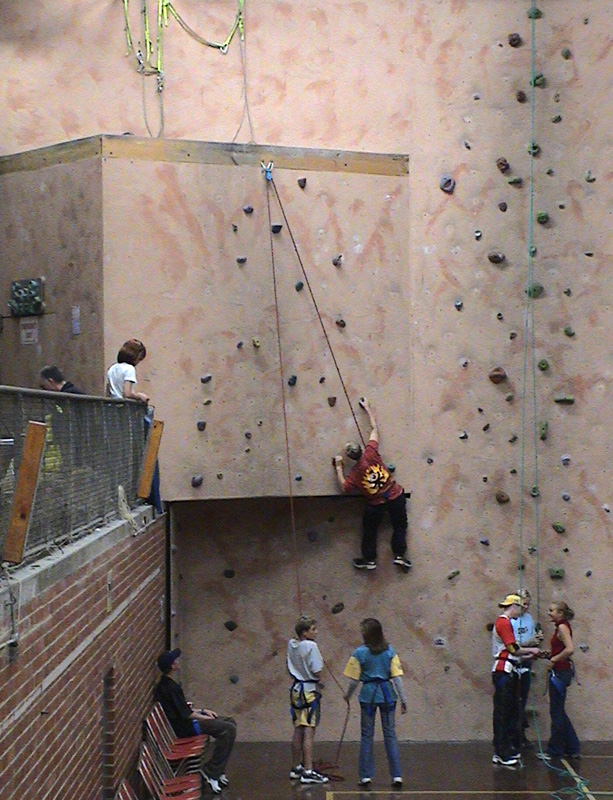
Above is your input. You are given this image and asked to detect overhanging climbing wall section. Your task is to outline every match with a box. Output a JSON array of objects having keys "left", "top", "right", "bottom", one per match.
[{"left": 102, "top": 145, "right": 411, "bottom": 501}]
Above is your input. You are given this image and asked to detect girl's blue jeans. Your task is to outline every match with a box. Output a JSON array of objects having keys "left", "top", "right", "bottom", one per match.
[{"left": 359, "top": 702, "right": 402, "bottom": 780}]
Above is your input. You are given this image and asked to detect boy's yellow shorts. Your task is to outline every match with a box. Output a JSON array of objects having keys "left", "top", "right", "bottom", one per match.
[{"left": 291, "top": 687, "right": 321, "bottom": 728}]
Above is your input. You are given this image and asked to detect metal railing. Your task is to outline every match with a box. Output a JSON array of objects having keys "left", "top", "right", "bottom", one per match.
[{"left": 0, "top": 386, "right": 149, "bottom": 564}]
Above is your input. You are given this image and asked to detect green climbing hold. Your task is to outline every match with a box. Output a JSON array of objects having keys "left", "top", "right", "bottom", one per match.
[
  {"left": 531, "top": 72, "right": 545, "bottom": 86},
  {"left": 387, "top": 463, "right": 396, "bottom": 473},
  {"left": 530, "top": 485, "right": 540, "bottom": 498},
  {"left": 447, "top": 569, "right": 460, "bottom": 580},
  {"left": 551, "top": 114, "right": 562, "bottom": 123},
  {"left": 536, "top": 211, "right": 549, "bottom": 225},
  {"left": 539, "top": 421, "right": 549, "bottom": 440},
  {"left": 538, "top": 359, "right": 549, "bottom": 371},
  {"left": 527, "top": 7, "right": 543, "bottom": 19},
  {"left": 508, "top": 176, "right": 523, "bottom": 186},
  {"left": 230, "top": 674, "right": 239, "bottom": 684},
  {"left": 527, "top": 142, "right": 541, "bottom": 156},
  {"left": 530, "top": 245, "right": 537, "bottom": 256},
  {"left": 295, "top": 281, "right": 304, "bottom": 291},
  {"left": 554, "top": 395, "right": 575, "bottom": 405},
  {"left": 527, "top": 282, "right": 544, "bottom": 298},
  {"left": 549, "top": 567, "right": 565, "bottom": 580},
  {"left": 552, "top": 523, "right": 566, "bottom": 534},
  {"left": 563, "top": 325, "right": 575, "bottom": 337},
  {"left": 288, "top": 375, "right": 297, "bottom": 386},
  {"left": 561, "top": 47, "right": 572, "bottom": 59}
]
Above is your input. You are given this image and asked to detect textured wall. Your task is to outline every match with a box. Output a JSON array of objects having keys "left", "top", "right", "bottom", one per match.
[
  {"left": 1, "top": 0, "right": 612, "bottom": 743},
  {"left": 0, "top": 158, "right": 104, "bottom": 393}
]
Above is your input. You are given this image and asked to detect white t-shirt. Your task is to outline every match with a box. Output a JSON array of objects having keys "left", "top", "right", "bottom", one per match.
[
  {"left": 107, "top": 362, "right": 137, "bottom": 398},
  {"left": 287, "top": 638, "right": 323, "bottom": 692},
  {"left": 511, "top": 611, "right": 536, "bottom": 673}
]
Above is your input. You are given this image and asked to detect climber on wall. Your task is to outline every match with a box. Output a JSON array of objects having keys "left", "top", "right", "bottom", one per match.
[{"left": 333, "top": 398, "right": 411, "bottom": 572}]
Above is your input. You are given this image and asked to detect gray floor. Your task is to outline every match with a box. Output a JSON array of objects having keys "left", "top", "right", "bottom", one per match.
[{"left": 214, "top": 741, "right": 613, "bottom": 799}]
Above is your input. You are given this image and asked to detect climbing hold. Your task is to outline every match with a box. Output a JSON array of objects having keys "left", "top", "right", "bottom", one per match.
[
  {"left": 552, "top": 523, "right": 566, "bottom": 534},
  {"left": 223, "top": 569, "right": 235, "bottom": 578},
  {"left": 335, "top": 316, "right": 346, "bottom": 328},
  {"left": 527, "top": 7, "right": 543, "bottom": 19},
  {"left": 480, "top": 538, "right": 490, "bottom": 546},
  {"left": 516, "top": 90, "right": 527, "bottom": 103},
  {"left": 585, "top": 170, "right": 596, "bottom": 183},
  {"left": 327, "top": 397, "right": 337, "bottom": 407},
  {"left": 295, "top": 475, "right": 302, "bottom": 482},
  {"left": 252, "top": 338, "right": 260, "bottom": 348},
  {"left": 537, "top": 359, "right": 549, "bottom": 371},
  {"left": 509, "top": 434, "right": 518, "bottom": 443},
  {"left": 295, "top": 281, "right": 304, "bottom": 292},
  {"left": 332, "top": 255, "right": 343, "bottom": 267},
  {"left": 447, "top": 569, "right": 460, "bottom": 580},
  {"left": 496, "top": 313, "right": 504, "bottom": 321},
  {"left": 307, "top": 530, "right": 318, "bottom": 542},
  {"left": 387, "top": 463, "right": 396, "bottom": 473},
  {"left": 243, "top": 205, "right": 254, "bottom": 214},
  {"left": 509, "top": 331, "right": 517, "bottom": 340},
  {"left": 539, "top": 421, "right": 549, "bottom": 440},
  {"left": 257, "top": 419, "right": 263, "bottom": 426},
  {"left": 464, "top": 140, "right": 471, "bottom": 150},
  {"left": 331, "top": 602, "right": 345, "bottom": 615},
  {"left": 474, "top": 230, "right": 482, "bottom": 240},
  {"left": 527, "top": 282, "right": 544, "bottom": 298},
  {"left": 236, "top": 256, "right": 247, "bottom": 265},
  {"left": 224, "top": 620, "right": 238, "bottom": 631},
  {"left": 531, "top": 72, "right": 545, "bottom": 87},
  {"left": 527, "top": 142, "right": 541, "bottom": 156},
  {"left": 495, "top": 491, "right": 510, "bottom": 504},
  {"left": 529, "top": 246, "right": 537, "bottom": 257},
  {"left": 271, "top": 224, "right": 283, "bottom": 234},
  {"left": 434, "top": 637, "right": 447, "bottom": 647},
  {"left": 229, "top": 674, "right": 239, "bottom": 684},
  {"left": 427, "top": 457, "right": 434, "bottom": 464},
  {"left": 579, "top": 643, "right": 590, "bottom": 653},
  {"left": 554, "top": 395, "right": 575, "bottom": 405},
  {"left": 549, "top": 567, "right": 565, "bottom": 580},
  {"left": 191, "top": 475, "right": 203, "bottom": 488},
  {"left": 536, "top": 211, "right": 549, "bottom": 225},
  {"left": 444, "top": 665, "right": 451, "bottom": 673},
  {"left": 439, "top": 174, "right": 455, "bottom": 194},
  {"left": 237, "top": 341, "right": 243, "bottom": 348},
  {"left": 530, "top": 485, "right": 540, "bottom": 498},
  {"left": 232, "top": 223, "right": 238, "bottom": 232},
  {"left": 319, "top": 376, "right": 326, "bottom": 384},
  {"left": 245, "top": 431, "right": 252, "bottom": 439},
  {"left": 508, "top": 32, "right": 522, "bottom": 47},
  {"left": 510, "top": 468, "right": 517, "bottom": 474},
  {"left": 472, "top": 93, "right": 480, "bottom": 101},
  {"left": 584, "top": 251, "right": 594, "bottom": 258},
  {"left": 482, "top": 476, "right": 488, "bottom": 482},
  {"left": 496, "top": 157, "right": 510, "bottom": 173},
  {"left": 488, "top": 252, "right": 506, "bottom": 265},
  {"left": 505, "top": 393, "right": 514, "bottom": 402},
  {"left": 459, "top": 358, "right": 469, "bottom": 369},
  {"left": 196, "top": 421, "right": 207, "bottom": 432},
  {"left": 288, "top": 375, "right": 297, "bottom": 386},
  {"left": 202, "top": 398, "right": 212, "bottom": 406},
  {"left": 561, "top": 47, "right": 572, "bottom": 60},
  {"left": 551, "top": 114, "right": 562, "bottom": 123},
  {"left": 217, "top": 472, "right": 223, "bottom": 479},
  {"left": 489, "top": 367, "right": 507, "bottom": 384},
  {"left": 498, "top": 202, "right": 508, "bottom": 212},
  {"left": 562, "top": 492, "right": 571, "bottom": 502},
  {"left": 546, "top": 168, "right": 555, "bottom": 176},
  {"left": 297, "top": 177, "right": 307, "bottom": 189},
  {"left": 563, "top": 287, "right": 572, "bottom": 296},
  {"left": 245, "top": 447, "right": 251, "bottom": 453},
  {"left": 201, "top": 374, "right": 213, "bottom": 384},
  {"left": 458, "top": 431, "right": 468, "bottom": 440},
  {"left": 508, "top": 177, "right": 523, "bottom": 186},
  {"left": 527, "top": 545, "right": 537, "bottom": 554},
  {"left": 482, "top": 424, "right": 490, "bottom": 432},
  {"left": 454, "top": 300, "right": 463, "bottom": 311},
  {"left": 478, "top": 407, "right": 483, "bottom": 413},
  {"left": 561, "top": 454, "right": 571, "bottom": 466}
]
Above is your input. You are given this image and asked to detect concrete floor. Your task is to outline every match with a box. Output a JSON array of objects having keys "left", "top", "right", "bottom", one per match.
[{"left": 212, "top": 741, "right": 613, "bottom": 800}]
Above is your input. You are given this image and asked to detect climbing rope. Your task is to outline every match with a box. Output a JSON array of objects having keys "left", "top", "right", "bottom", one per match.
[{"left": 267, "top": 176, "right": 366, "bottom": 447}]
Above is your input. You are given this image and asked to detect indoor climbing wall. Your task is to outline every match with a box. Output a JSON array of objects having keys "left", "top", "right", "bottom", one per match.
[{"left": 0, "top": 0, "right": 611, "bottom": 743}]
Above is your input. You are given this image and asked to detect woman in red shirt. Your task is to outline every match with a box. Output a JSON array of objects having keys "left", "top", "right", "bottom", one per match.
[{"left": 541, "top": 601, "right": 580, "bottom": 760}]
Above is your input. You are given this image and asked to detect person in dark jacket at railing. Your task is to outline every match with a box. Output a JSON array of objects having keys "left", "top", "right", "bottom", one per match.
[{"left": 39, "top": 365, "right": 84, "bottom": 394}]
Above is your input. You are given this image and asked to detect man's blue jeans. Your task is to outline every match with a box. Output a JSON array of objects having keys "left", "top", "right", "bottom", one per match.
[
  {"left": 359, "top": 703, "right": 402, "bottom": 780},
  {"left": 548, "top": 670, "right": 580, "bottom": 756}
]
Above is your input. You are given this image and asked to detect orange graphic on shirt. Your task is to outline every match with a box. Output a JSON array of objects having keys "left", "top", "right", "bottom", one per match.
[{"left": 362, "top": 464, "right": 390, "bottom": 495}]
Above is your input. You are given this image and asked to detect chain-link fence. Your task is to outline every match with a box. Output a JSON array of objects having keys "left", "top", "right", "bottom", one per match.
[{"left": 0, "top": 386, "right": 149, "bottom": 564}]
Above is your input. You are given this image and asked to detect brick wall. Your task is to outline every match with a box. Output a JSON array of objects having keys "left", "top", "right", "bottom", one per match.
[{"left": 0, "top": 514, "right": 166, "bottom": 800}]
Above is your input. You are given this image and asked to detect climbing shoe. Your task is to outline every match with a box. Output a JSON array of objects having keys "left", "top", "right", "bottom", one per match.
[
  {"left": 289, "top": 765, "right": 304, "bottom": 780},
  {"left": 300, "top": 770, "right": 329, "bottom": 784},
  {"left": 353, "top": 558, "right": 376, "bottom": 570},
  {"left": 393, "top": 555, "right": 412, "bottom": 570},
  {"left": 492, "top": 754, "right": 519, "bottom": 766}
]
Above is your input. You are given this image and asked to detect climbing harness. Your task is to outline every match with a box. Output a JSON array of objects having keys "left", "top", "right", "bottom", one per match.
[{"left": 289, "top": 680, "right": 321, "bottom": 725}]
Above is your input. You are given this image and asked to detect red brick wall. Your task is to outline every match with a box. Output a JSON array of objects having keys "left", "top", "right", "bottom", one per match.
[{"left": 0, "top": 516, "right": 166, "bottom": 800}]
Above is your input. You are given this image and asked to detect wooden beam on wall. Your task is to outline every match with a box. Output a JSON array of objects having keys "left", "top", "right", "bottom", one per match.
[
  {"left": 138, "top": 420, "right": 164, "bottom": 501},
  {"left": 0, "top": 136, "right": 408, "bottom": 177},
  {"left": 2, "top": 421, "right": 47, "bottom": 565}
]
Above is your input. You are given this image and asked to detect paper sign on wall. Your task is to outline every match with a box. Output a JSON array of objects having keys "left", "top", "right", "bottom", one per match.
[{"left": 19, "top": 318, "right": 38, "bottom": 345}]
